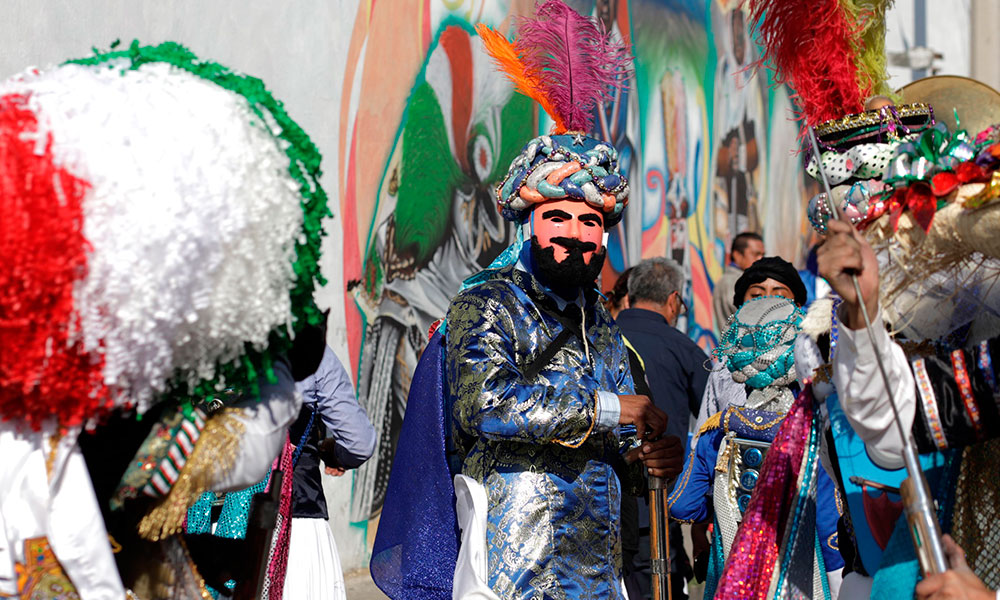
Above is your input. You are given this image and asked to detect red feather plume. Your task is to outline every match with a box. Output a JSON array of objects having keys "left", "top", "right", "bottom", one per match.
[{"left": 747, "top": 0, "right": 871, "bottom": 128}]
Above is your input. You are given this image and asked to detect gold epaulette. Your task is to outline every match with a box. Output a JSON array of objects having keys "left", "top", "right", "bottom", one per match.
[{"left": 697, "top": 411, "right": 723, "bottom": 437}]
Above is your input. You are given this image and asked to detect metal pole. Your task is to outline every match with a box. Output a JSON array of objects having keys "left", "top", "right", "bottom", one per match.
[
  {"left": 807, "top": 127, "right": 948, "bottom": 574},
  {"left": 648, "top": 475, "right": 672, "bottom": 600}
]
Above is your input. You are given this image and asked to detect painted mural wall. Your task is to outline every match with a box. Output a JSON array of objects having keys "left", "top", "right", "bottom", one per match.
[
  {"left": 0, "top": 0, "right": 971, "bottom": 577},
  {"left": 336, "top": 0, "right": 818, "bottom": 567}
]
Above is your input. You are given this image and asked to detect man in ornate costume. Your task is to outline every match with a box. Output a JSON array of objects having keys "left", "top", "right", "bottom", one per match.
[
  {"left": 820, "top": 218, "right": 998, "bottom": 600},
  {"left": 446, "top": 152, "right": 681, "bottom": 595},
  {"left": 696, "top": 256, "right": 807, "bottom": 432},
  {"left": 371, "top": 3, "right": 683, "bottom": 599}
]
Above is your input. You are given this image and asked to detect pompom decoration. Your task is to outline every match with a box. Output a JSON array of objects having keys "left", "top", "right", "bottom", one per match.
[
  {"left": 0, "top": 93, "right": 109, "bottom": 427},
  {"left": 475, "top": 0, "right": 632, "bottom": 134},
  {"left": 0, "top": 42, "right": 329, "bottom": 429}
]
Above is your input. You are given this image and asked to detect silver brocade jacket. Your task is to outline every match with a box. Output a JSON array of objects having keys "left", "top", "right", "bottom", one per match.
[{"left": 446, "top": 265, "right": 635, "bottom": 600}]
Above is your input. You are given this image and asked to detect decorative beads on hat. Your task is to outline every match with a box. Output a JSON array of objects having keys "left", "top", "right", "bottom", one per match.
[
  {"left": 813, "top": 102, "right": 935, "bottom": 148},
  {"left": 805, "top": 142, "right": 896, "bottom": 186},
  {"left": 495, "top": 132, "right": 630, "bottom": 226},
  {"left": 807, "top": 179, "right": 891, "bottom": 234}
]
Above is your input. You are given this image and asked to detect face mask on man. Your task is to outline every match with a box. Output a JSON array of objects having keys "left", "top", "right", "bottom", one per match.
[{"left": 528, "top": 198, "right": 607, "bottom": 290}]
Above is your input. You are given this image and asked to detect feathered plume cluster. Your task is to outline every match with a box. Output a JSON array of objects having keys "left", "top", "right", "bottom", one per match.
[
  {"left": 747, "top": 0, "right": 894, "bottom": 129},
  {"left": 476, "top": 0, "right": 632, "bottom": 134}
]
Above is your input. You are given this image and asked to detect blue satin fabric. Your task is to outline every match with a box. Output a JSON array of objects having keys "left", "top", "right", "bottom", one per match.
[
  {"left": 668, "top": 403, "right": 844, "bottom": 592},
  {"left": 446, "top": 265, "right": 634, "bottom": 600}
]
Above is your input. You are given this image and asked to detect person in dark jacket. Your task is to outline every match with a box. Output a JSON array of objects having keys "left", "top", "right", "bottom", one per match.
[{"left": 615, "top": 257, "right": 709, "bottom": 600}]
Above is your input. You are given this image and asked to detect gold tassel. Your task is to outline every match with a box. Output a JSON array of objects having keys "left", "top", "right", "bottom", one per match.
[{"left": 137, "top": 409, "right": 245, "bottom": 541}]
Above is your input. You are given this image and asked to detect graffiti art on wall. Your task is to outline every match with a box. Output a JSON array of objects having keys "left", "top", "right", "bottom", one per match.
[
  {"left": 711, "top": 1, "right": 765, "bottom": 246},
  {"left": 341, "top": 7, "right": 536, "bottom": 523},
  {"left": 335, "top": 0, "right": 816, "bottom": 547}
]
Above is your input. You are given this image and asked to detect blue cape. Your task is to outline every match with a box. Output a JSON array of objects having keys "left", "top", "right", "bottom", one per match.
[{"left": 370, "top": 330, "right": 458, "bottom": 599}]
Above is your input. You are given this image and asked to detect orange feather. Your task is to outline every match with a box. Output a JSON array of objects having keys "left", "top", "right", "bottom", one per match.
[{"left": 475, "top": 23, "right": 567, "bottom": 133}]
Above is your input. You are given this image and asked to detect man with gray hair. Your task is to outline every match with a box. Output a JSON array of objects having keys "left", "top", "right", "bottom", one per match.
[
  {"left": 616, "top": 257, "right": 709, "bottom": 443},
  {"left": 614, "top": 257, "right": 710, "bottom": 600}
]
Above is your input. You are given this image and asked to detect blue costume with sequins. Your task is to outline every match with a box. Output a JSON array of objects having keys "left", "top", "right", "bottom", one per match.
[
  {"left": 445, "top": 257, "right": 635, "bottom": 600},
  {"left": 668, "top": 403, "right": 844, "bottom": 595},
  {"left": 668, "top": 296, "right": 843, "bottom": 597}
]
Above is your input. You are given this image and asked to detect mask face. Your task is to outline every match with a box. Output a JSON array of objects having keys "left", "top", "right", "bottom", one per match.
[{"left": 529, "top": 198, "right": 604, "bottom": 264}]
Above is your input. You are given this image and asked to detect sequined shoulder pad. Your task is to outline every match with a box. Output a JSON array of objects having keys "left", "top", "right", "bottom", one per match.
[{"left": 723, "top": 407, "right": 784, "bottom": 442}]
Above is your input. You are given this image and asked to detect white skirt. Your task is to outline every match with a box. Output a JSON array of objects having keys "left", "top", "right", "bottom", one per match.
[{"left": 281, "top": 517, "right": 346, "bottom": 599}]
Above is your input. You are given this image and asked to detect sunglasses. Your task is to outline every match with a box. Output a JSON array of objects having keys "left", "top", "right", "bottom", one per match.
[{"left": 674, "top": 292, "right": 688, "bottom": 316}]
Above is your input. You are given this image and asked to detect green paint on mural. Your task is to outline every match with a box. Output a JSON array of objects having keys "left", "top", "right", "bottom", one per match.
[
  {"left": 393, "top": 81, "right": 464, "bottom": 269},
  {"left": 489, "top": 93, "right": 535, "bottom": 183}
]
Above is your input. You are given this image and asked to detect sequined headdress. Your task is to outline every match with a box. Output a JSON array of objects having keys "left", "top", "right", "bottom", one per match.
[
  {"left": 476, "top": 0, "right": 632, "bottom": 227},
  {"left": 750, "top": 1, "right": 1000, "bottom": 340},
  {"left": 745, "top": 0, "right": 931, "bottom": 233},
  {"left": 714, "top": 296, "right": 804, "bottom": 412}
]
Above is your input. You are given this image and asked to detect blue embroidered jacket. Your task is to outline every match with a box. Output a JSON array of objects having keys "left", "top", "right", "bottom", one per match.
[
  {"left": 668, "top": 405, "right": 844, "bottom": 572},
  {"left": 445, "top": 264, "right": 634, "bottom": 599}
]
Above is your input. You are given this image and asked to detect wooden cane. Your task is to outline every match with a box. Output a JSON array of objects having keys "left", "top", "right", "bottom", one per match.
[{"left": 648, "top": 474, "right": 672, "bottom": 600}]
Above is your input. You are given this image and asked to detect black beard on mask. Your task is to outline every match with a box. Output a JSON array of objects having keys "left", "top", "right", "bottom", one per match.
[{"left": 530, "top": 235, "right": 606, "bottom": 293}]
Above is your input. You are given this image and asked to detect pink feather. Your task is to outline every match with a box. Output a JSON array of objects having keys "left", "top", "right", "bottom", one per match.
[{"left": 515, "top": 0, "right": 632, "bottom": 133}]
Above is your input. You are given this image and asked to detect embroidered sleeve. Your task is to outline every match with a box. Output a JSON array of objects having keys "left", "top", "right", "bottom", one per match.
[{"left": 667, "top": 426, "right": 723, "bottom": 523}]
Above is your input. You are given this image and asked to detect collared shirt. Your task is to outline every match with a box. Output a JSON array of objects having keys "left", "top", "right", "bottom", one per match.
[
  {"left": 292, "top": 345, "right": 376, "bottom": 519},
  {"left": 615, "top": 308, "right": 710, "bottom": 444}
]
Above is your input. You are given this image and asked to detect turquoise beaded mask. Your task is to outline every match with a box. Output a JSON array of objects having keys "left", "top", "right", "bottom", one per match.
[{"left": 715, "top": 296, "right": 805, "bottom": 390}]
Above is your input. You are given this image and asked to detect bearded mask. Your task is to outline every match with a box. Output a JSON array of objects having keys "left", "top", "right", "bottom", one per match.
[{"left": 527, "top": 198, "right": 607, "bottom": 290}]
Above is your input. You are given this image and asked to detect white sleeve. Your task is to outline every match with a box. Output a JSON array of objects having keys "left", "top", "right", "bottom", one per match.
[
  {"left": 694, "top": 362, "right": 746, "bottom": 433},
  {"left": 0, "top": 426, "right": 125, "bottom": 599},
  {"left": 832, "top": 308, "right": 916, "bottom": 470},
  {"left": 209, "top": 357, "right": 302, "bottom": 492},
  {"left": 47, "top": 439, "right": 127, "bottom": 600}
]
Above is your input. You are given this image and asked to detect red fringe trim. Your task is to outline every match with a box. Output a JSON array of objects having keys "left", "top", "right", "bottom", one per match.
[
  {"left": 0, "top": 93, "right": 108, "bottom": 429},
  {"left": 748, "top": 0, "right": 869, "bottom": 128}
]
